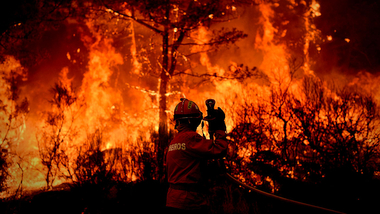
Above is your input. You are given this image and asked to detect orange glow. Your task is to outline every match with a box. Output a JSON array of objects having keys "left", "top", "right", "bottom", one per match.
[
  {"left": 2, "top": 0, "right": 378, "bottom": 197},
  {"left": 311, "top": 0, "right": 322, "bottom": 17}
]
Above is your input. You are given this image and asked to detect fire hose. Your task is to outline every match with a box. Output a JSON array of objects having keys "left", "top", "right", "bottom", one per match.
[
  {"left": 225, "top": 173, "right": 345, "bottom": 214},
  {"left": 203, "top": 99, "right": 346, "bottom": 214}
]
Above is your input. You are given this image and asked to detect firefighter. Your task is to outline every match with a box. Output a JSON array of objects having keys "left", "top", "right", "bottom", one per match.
[{"left": 166, "top": 98, "right": 228, "bottom": 214}]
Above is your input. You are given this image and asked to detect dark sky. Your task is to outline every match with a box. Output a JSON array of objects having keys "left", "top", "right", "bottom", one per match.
[
  {"left": 0, "top": 0, "right": 36, "bottom": 34},
  {"left": 315, "top": 0, "right": 380, "bottom": 73}
]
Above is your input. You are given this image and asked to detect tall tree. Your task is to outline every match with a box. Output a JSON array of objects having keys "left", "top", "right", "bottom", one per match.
[
  {"left": 37, "top": 83, "right": 80, "bottom": 189},
  {"left": 1, "top": 0, "right": 257, "bottom": 181},
  {"left": 95, "top": 0, "right": 254, "bottom": 177},
  {"left": 0, "top": 59, "right": 29, "bottom": 192}
]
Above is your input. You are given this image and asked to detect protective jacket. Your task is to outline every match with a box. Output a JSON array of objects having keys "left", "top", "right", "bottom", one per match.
[{"left": 166, "top": 125, "right": 228, "bottom": 210}]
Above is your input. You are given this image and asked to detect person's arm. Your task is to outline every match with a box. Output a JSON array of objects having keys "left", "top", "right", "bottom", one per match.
[
  {"left": 186, "top": 131, "right": 227, "bottom": 158},
  {"left": 188, "top": 106, "right": 228, "bottom": 158}
]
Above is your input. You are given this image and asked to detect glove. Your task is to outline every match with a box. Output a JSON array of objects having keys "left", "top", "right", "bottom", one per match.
[{"left": 207, "top": 107, "right": 226, "bottom": 132}]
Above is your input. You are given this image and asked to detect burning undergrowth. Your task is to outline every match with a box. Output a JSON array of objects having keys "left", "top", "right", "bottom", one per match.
[{"left": 1, "top": 0, "right": 380, "bottom": 213}]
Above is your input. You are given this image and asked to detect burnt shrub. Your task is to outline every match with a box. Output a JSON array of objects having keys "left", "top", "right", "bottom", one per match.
[{"left": 227, "top": 76, "right": 380, "bottom": 212}]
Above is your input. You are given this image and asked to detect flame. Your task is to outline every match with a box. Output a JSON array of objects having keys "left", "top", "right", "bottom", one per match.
[
  {"left": 310, "top": 0, "right": 321, "bottom": 17},
  {"left": 76, "top": 18, "right": 160, "bottom": 148},
  {"left": 303, "top": 0, "right": 322, "bottom": 76},
  {"left": 191, "top": 26, "right": 225, "bottom": 77},
  {"left": 256, "top": 3, "right": 291, "bottom": 85},
  {"left": 2, "top": 0, "right": 379, "bottom": 196},
  {"left": 129, "top": 20, "right": 142, "bottom": 75},
  {"left": 0, "top": 56, "right": 36, "bottom": 196}
]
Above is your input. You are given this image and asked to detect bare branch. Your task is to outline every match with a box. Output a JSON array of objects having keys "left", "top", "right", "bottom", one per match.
[{"left": 99, "top": 4, "right": 163, "bottom": 34}]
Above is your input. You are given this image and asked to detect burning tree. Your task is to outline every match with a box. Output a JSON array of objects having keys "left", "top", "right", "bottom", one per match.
[
  {"left": 228, "top": 73, "right": 380, "bottom": 205},
  {"left": 0, "top": 0, "right": 262, "bottom": 190},
  {"left": 80, "top": 0, "right": 258, "bottom": 178},
  {"left": 3, "top": 2, "right": 380, "bottom": 211},
  {"left": 0, "top": 57, "right": 29, "bottom": 193},
  {"left": 37, "top": 82, "right": 81, "bottom": 189},
  {"left": 96, "top": 0, "right": 250, "bottom": 125}
]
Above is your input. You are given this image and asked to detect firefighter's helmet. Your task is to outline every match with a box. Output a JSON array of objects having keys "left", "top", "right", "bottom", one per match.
[{"left": 174, "top": 98, "right": 203, "bottom": 120}]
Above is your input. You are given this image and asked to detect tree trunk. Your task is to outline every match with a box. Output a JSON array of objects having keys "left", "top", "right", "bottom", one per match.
[
  {"left": 158, "top": 76, "right": 168, "bottom": 180},
  {"left": 159, "top": 24, "right": 169, "bottom": 135},
  {"left": 157, "top": 5, "right": 170, "bottom": 180}
]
